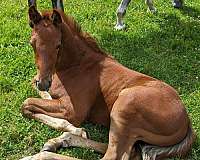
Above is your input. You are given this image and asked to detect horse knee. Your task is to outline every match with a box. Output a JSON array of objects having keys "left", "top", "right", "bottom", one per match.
[
  {"left": 22, "top": 98, "right": 33, "bottom": 106},
  {"left": 21, "top": 105, "right": 35, "bottom": 118},
  {"left": 21, "top": 99, "right": 37, "bottom": 118}
]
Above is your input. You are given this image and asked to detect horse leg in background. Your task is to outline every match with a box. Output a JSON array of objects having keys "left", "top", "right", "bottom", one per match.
[
  {"left": 115, "top": 0, "right": 131, "bottom": 30},
  {"left": 51, "top": 0, "right": 64, "bottom": 11},
  {"left": 146, "top": 0, "right": 157, "bottom": 13},
  {"left": 172, "top": 0, "right": 183, "bottom": 8}
]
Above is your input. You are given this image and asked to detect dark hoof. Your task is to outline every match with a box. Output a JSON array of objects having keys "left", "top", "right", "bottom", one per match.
[{"left": 173, "top": 0, "right": 183, "bottom": 8}]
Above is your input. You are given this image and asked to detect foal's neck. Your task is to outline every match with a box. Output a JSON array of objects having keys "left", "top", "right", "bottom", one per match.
[{"left": 56, "top": 23, "right": 104, "bottom": 71}]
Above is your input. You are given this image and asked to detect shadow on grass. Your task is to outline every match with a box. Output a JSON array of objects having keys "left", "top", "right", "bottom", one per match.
[
  {"left": 94, "top": 12, "right": 200, "bottom": 159},
  {"left": 180, "top": 5, "right": 200, "bottom": 19},
  {"left": 99, "top": 13, "right": 200, "bottom": 94}
]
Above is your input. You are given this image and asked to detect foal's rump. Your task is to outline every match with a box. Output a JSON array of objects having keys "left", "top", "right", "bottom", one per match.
[
  {"left": 130, "top": 80, "right": 195, "bottom": 157},
  {"left": 139, "top": 123, "right": 195, "bottom": 160},
  {"left": 114, "top": 79, "right": 194, "bottom": 159}
]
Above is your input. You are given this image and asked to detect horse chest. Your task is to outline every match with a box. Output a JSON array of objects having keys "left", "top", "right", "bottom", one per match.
[{"left": 49, "top": 71, "right": 99, "bottom": 108}]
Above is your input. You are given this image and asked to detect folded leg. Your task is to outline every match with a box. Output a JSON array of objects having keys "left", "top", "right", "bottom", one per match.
[
  {"left": 41, "top": 132, "right": 107, "bottom": 154},
  {"left": 20, "top": 132, "right": 107, "bottom": 160},
  {"left": 20, "top": 151, "right": 80, "bottom": 160},
  {"left": 22, "top": 92, "right": 87, "bottom": 138}
]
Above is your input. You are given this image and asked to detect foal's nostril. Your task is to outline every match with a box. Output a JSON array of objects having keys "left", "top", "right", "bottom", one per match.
[
  {"left": 48, "top": 80, "right": 52, "bottom": 87},
  {"left": 35, "top": 80, "right": 39, "bottom": 88},
  {"left": 35, "top": 79, "right": 51, "bottom": 91}
]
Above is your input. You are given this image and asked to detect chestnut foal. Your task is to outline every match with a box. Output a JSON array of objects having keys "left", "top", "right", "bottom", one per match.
[{"left": 21, "top": 2, "right": 195, "bottom": 160}]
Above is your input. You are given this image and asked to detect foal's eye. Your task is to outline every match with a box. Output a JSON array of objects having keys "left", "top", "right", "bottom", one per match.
[
  {"left": 56, "top": 44, "right": 61, "bottom": 50},
  {"left": 29, "top": 39, "right": 35, "bottom": 47},
  {"left": 29, "top": 41, "right": 33, "bottom": 46}
]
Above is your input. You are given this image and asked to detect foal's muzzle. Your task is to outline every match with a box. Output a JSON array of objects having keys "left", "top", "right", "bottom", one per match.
[{"left": 35, "top": 79, "right": 52, "bottom": 91}]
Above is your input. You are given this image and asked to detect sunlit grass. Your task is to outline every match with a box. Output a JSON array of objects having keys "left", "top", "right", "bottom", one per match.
[{"left": 0, "top": 0, "right": 199, "bottom": 159}]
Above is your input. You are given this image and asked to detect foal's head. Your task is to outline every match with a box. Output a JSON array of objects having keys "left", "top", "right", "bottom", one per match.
[{"left": 29, "top": 6, "right": 63, "bottom": 91}]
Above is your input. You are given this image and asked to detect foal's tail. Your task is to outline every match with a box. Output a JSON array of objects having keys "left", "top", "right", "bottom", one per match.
[{"left": 140, "top": 124, "right": 196, "bottom": 160}]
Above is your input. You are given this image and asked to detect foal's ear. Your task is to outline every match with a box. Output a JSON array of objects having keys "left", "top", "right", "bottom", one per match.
[
  {"left": 28, "top": 6, "right": 42, "bottom": 28},
  {"left": 52, "top": 10, "right": 62, "bottom": 25}
]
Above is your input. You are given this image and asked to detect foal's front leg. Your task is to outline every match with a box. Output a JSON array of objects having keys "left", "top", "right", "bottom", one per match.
[
  {"left": 22, "top": 97, "right": 87, "bottom": 138},
  {"left": 115, "top": 0, "right": 131, "bottom": 30}
]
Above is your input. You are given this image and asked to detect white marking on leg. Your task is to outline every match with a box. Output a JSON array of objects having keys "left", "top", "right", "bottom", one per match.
[
  {"left": 34, "top": 113, "right": 87, "bottom": 138},
  {"left": 115, "top": 0, "right": 131, "bottom": 30},
  {"left": 36, "top": 91, "right": 87, "bottom": 138},
  {"left": 42, "top": 132, "right": 107, "bottom": 154},
  {"left": 38, "top": 91, "right": 52, "bottom": 100}
]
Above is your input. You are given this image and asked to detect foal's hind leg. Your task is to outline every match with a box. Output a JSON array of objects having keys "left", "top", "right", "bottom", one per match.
[
  {"left": 115, "top": 0, "right": 131, "bottom": 30},
  {"left": 102, "top": 95, "right": 140, "bottom": 160},
  {"left": 20, "top": 133, "right": 107, "bottom": 160},
  {"left": 102, "top": 120, "right": 136, "bottom": 160},
  {"left": 20, "top": 151, "right": 81, "bottom": 160},
  {"left": 41, "top": 132, "right": 107, "bottom": 153}
]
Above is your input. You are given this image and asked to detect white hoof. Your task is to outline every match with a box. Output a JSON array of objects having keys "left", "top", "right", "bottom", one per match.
[
  {"left": 114, "top": 23, "right": 126, "bottom": 30},
  {"left": 71, "top": 128, "right": 88, "bottom": 139},
  {"left": 148, "top": 7, "right": 157, "bottom": 13}
]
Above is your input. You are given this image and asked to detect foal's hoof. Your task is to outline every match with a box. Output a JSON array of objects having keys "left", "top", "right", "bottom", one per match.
[
  {"left": 19, "top": 156, "right": 34, "bottom": 160},
  {"left": 71, "top": 128, "right": 88, "bottom": 139},
  {"left": 114, "top": 23, "right": 125, "bottom": 30},
  {"left": 41, "top": 143, "right": 57, "bottom": 152},
  {"left": 173, "top": 0, "right": 183, "bottom": 8}
]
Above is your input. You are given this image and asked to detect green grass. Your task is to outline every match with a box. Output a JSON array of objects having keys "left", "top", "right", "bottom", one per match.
[{"left": 0, "top": 0, "right": 200, "bottom": 159}]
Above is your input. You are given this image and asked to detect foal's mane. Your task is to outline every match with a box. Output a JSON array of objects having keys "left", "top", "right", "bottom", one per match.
[{"left": 41, "top": 10, "right": 106, "bottom": 55}]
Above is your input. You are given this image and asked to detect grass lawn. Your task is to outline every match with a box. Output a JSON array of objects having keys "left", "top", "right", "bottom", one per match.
[{"left": 0, "top": 0, "right": 200, "bottom": 159}]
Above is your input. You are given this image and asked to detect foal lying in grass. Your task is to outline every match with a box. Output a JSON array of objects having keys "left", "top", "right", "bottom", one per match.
[{"left": 21, "top": 2, "right": 195, "bottom": 160}]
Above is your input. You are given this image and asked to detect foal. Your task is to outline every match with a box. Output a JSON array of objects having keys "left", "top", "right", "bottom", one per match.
[{"left": 21, "top": 4, "right": 195, "bottom": 160}]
